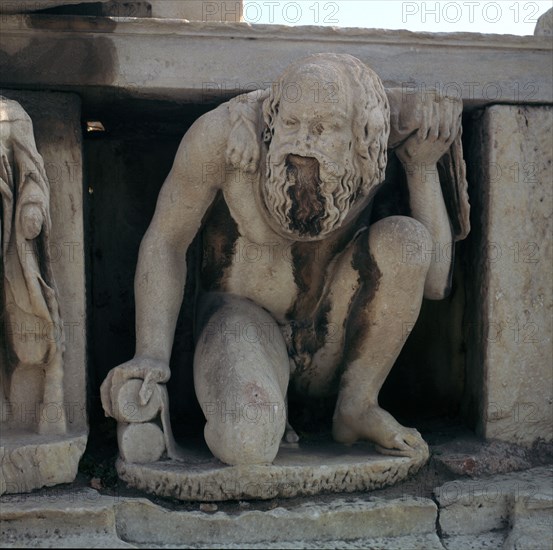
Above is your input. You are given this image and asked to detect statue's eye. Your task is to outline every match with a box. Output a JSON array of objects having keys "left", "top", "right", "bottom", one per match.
[{"left": 284, "top": 118, "right": 298, "bottom": 128}]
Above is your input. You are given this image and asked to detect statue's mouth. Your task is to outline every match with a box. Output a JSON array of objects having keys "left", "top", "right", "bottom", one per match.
[{"left": 285, "top": 154, "right": 326, "bottom": 237}]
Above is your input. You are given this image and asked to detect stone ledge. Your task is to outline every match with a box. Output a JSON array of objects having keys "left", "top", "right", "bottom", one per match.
[
  {"left": 0, "top": 433, "right": 87, "bottom": 496},
  {"left": 0, "top": 16, "right": 550, "bottom": 107},
  {"left": 142, "top": 535, "right": 445, "bottom": 549},
  {"left": 0, "top": 489, "right": 439, "bottom": 548},
  {"left": 435, "top": 465, "right": 553, "bottom": 543},
  {"left": 117, "top": 496, "right": 438, "bottom": 546},
  {"left": 1, "top": 467, "right": 551, "bottom": 548}
]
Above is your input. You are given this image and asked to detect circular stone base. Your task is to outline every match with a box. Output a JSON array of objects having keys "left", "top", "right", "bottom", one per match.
[
  {"left": 0, "top": 431, "right": 87, "bottom": 495},
  {"left": 117, "top": 439, "right": 429, "bottom": 501}
]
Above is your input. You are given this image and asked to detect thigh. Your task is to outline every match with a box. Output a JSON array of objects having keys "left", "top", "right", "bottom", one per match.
[{"left": 194, "top": 292, "right": 289, "bottom": 411}]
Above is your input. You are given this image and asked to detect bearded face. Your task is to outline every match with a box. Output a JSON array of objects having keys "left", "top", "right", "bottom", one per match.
[
  {"left": 264, "top": 132, "right": 358, "bottom": 240},
  {"left": 261, "top": 59, "right": 389, "bottom": 241}
]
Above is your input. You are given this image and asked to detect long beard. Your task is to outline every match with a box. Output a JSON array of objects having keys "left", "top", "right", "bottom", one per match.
[
  {"left": 286, "top": 155, "right": 325, "bottom": 237},
  {"left": 264, "top": 142, "right": 361, "bottom": 239}
]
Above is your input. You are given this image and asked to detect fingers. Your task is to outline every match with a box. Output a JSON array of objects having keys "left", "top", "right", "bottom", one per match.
[
  {"left": 139, "top": 370, "right": 159, "bottom": 406},
  {"left": 439, "top": 98, "right": 451, "bottom": 142},
  {"left": 100, "top": 370, "right": 114, "bottom": 418},
  {"left": 227, "top": 145, "right": 243, "bottom": 169},
  {"left": 101, "top": 358, "right": 170, "bottom": 419},
  {"left": 139, "top": 378, "right": 154, "bottom": 407},
  {"left": 226, "top": 139, "right": 260, "bottom": 173},
  {"left": 429, "top": 100, "right": 440, "bottom": 142},
  {"left": 417, "top": 96, "right": 431, "bottom": 141},
  {"left": 227, "top": 146, "right": 258, "bottom": 172}
]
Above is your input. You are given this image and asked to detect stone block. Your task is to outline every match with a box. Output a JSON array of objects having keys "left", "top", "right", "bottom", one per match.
[
  {"left": 0, "top": 488, "right": 125, "bottom": 546},
  {"left": 435, "top": 466, "right": 552, "bottom": 537},
  {"left": 116, "top": 495, "right": 438, "bottom": 546},
  {"left": 465, "top": 105, "right": 553, "bottom": 446},
  {"left": 0, "top": 488, "right": 439, "bottom": 547}
]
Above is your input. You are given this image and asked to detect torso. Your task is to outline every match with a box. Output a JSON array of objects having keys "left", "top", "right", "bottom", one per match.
[
  {"left": 198, "top": 93, "right": 369, "bottom": 371},
  {"left": 200, "top": 167, "right": 358, "bottom": 325}
]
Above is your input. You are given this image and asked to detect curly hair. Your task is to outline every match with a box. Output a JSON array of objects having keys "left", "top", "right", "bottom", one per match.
[{"left": 262, "top": 53, "right": 390, "bottom": 198}]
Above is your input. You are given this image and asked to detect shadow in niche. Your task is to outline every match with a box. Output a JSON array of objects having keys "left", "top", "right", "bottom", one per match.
[
  {"left": 84, "top": 100, "right": 216, "bottom": 459},
  {"left": 84, "top": 98, "right": 472, "bottom": 460}
]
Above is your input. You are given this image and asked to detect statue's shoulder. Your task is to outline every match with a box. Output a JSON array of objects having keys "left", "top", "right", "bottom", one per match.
[{"left": 0, "top": 96, "right": 31, "bottom": 122}]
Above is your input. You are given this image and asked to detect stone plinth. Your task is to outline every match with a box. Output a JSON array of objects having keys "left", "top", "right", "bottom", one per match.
[
  {"left": 0, "top": 91, "right": 87, "bottom": 495},
  {"left": 116, "top": 440, "right": 428, "bottom": 501},
  {"left": 465, "top": 105, "right": 553, "bottom": 446}
]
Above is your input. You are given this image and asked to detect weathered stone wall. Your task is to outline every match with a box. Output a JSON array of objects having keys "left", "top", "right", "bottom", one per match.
[{"left": 465, "top": 105, "right": 553, "bottom": 446}]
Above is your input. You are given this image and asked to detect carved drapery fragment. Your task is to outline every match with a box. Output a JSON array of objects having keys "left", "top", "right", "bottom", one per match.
[{"left": 0, "top": 96, "right": 66, "bottom": 435}]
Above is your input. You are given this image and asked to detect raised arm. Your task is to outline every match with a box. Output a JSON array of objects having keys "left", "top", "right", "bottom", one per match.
[
  {"left": 101, "top": 104, "right": 231, "bottom": 416},
  {"left": 393, "top": 93, "right": 462, "bottom": 300}
]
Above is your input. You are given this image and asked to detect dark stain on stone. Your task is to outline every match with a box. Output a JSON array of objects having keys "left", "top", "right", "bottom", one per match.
[
  {"left": 341, "top": 230, "right": 382, "bottom": 367},
  {"left": 200, "top": 192, "right": 240, "bottom": 292},
  {"left": 36, "top": 2, "right": 151, "bottom": 17},
  {"left": 0, "top": 20, "right": 118, "bottom": 88},
  {"left": 27, "top": 14, "right": 118, "bottom": 32},
  {"left": 286, "top": 241, "right": 331, "bottom": 377}
]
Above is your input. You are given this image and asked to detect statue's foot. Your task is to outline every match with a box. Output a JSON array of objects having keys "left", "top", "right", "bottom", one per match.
[
  {"left": 283, "top": 420, "right": 300, "bottom": 444},
  {"left": 332, "top": 405, "right": 428, "bottom": 458}
]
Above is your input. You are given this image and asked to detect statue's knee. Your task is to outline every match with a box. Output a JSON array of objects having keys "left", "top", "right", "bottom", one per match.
[
  {"left": 204, "top": 398, "right": 286, "bottom": 465},
  {"left": 369, "top": 216, "right": 432, "bottom": 272}
]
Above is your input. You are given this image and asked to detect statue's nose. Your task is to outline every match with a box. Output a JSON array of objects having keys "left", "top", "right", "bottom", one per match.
[{"left": 296, "top": 132, "right": 312, "bottom": 148}]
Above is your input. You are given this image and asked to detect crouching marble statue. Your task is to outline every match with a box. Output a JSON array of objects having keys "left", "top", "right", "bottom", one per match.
[{"left": 102, "top": 54, "right": 470, "bottom": 477}]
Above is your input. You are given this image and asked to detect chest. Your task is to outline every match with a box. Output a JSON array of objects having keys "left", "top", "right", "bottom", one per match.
[{"left": 201, "top": 189, "right": 337, "bottom": 323}]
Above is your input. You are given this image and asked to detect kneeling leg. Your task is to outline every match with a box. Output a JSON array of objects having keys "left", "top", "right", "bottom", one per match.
[{"left": 194, "top": 293, "right": 290, "bottom": 465}]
